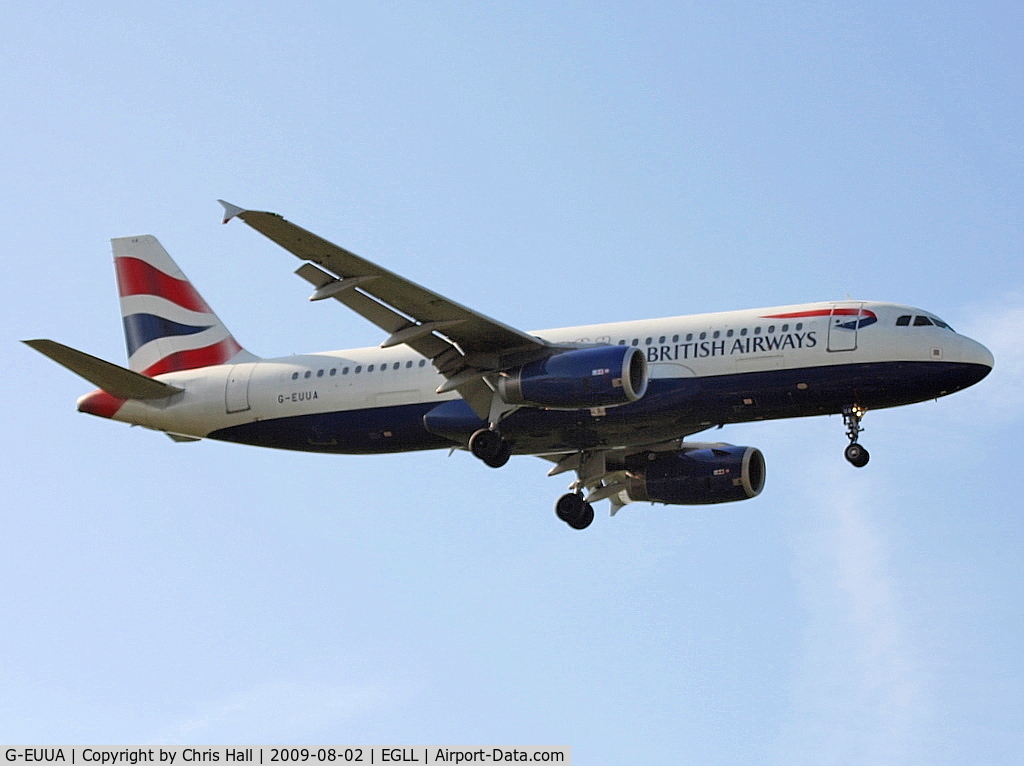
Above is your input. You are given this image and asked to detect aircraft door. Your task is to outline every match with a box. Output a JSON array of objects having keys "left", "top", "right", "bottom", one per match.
[
  {"left": 225, "top": 362, "right": 258, "bottom": 413},
  {"left": 827, "top": 303, "right": 863, "bottom": 352}
]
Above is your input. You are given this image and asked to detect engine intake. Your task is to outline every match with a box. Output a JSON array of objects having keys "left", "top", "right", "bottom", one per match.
[
  {"left": 625, "top": 446, "right": 766, "bottom": 505},
  {"left": 497, "top": 345, "right": 648, "bottom": 409}
]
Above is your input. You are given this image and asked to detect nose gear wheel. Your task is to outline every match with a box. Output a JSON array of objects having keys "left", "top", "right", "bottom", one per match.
[{"left": 841, "top": 405, "right": 870, "bottom": 467}]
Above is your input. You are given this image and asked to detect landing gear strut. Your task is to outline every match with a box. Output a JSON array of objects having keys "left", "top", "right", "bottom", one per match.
[
  {"left": 555, "top": 492, "right": 594, "bottom": 530},
  {"left": 842, "top": 405, "right": 870, "bottom": 468},
  {"left": 469, "top": 428, "right": 510, "bottom": 468}
]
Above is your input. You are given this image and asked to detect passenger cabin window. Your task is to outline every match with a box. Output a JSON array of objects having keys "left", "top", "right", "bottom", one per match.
[
  {"left": 699, "top": 332, "right": 707, "bottom": 340},
  {"left": 631, "top": 339, "right": 639, "bottom": 346},
  {"left": 712, "top": 331, "right": 720, "bottom": 339},
  {"left": 618, "top": 339, "right": 626, "bottom": 345},
  {"left": 343, "top": 367, "right": 349, "bottom": 374},
  {"left": 419, "top": 360, "right": 426, "bottom": 367},
  {"left": 355, "top": 366, "right": 362, "bottom": 373},
  {"left": 330, "top": 368, "right": 336, "bottom": 376},
  {"left": 896, "top": 315, "right": 911, "bottom": 326},
  {"left": 406, "top": 361, "right": 413, "bottom": 368},
  {"left": 726, "top": 329, "right": 734, "bottom": 338},
  {"left": 645, "top": 337, "right": 652, "bottom": 345},
  {"left": 740, "top": 328, "right": 748, "bottom": 336},
  {"left": 672, "top": 334, "right": 679, "bottom": 342},
  {"left": 291, "top": 372, "right": 299, "bottom": 380},
  {"left": 304, "top": 371, "right": 311, "bottom": 379},
  {"left": 686, "top": 333, "right": 693, "bottom": 342},
  {"left": 914, "top": 316, "right": 933, "bottom": 326},
  {"left": 659, "top": 336, "right": 666, "bottom": 344}
]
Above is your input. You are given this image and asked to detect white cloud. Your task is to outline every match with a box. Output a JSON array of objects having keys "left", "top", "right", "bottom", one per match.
[{"left": 778, "top": 463, "right": 925, "bottom": 765}]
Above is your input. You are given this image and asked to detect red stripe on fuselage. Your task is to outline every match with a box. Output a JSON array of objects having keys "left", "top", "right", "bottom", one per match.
[
  {"left": 115, "top": 257, "right": 211, "bottom": 314},
  {"left": 142, "top": 337, "right": 242, "bottom": 376},
  {"left": 761, "top": 309, "right": 871, "bottom": 318}
]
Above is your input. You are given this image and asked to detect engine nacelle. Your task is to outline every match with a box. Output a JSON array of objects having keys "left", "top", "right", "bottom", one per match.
[
  {"left": 624, "top": 446, "right": 766, "bottom": 505},
  {"left": 496, "top": 345, "right": 648, "bottom": 409}
]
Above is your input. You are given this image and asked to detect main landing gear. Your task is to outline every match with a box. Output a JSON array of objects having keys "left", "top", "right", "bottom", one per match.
[
  {"left": 469, "top": 427, "right": 511, "bottom": 468},
  {"left": 842, "top": 405, "right": 870, "bottom": 468},
  {"left": 469, "top": 429, "right": 595, "bottom": 530},
  {"left": 555, "top": 492, "right": 595, "bottom": 530}
]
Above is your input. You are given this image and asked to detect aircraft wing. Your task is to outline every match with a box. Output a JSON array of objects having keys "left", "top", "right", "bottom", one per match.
[{"left": 219, "top": 201, "right": 552, "bottom": 417}]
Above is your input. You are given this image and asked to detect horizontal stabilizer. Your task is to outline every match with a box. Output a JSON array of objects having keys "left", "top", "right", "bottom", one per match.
[{"left": 23, "top": 339, "right": 184, "bottom": 400}]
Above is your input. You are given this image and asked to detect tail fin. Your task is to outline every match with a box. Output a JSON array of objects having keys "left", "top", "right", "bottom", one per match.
[{"left": 112, "top": 235, "right": 258, "bottom": 375}]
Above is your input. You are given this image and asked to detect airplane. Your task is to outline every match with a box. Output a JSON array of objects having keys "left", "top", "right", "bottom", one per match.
[{"left": 24, "top": 201, "right": 995, "bottom": 529}]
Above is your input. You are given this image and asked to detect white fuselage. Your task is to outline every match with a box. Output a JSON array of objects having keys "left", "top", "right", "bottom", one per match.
[{"left": 96, "top": 300, "right": 993, "bottom": 453}]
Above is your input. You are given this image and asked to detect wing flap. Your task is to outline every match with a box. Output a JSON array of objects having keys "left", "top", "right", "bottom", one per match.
[
  {"left": 292, "top": 261, "right": 494, "bottom": 416},
  {"left": 293, "top": 263, "right": 452, "bottom": 359}
]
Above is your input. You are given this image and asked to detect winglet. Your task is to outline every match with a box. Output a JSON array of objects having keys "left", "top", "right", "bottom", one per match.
[{"left": 218, "top": 199, "right": 246, "bottom": 224}]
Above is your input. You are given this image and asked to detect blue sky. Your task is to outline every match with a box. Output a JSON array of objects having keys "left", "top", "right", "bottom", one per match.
[{"left": 1, "top": 2, "right": 1022, "bottom": 763}]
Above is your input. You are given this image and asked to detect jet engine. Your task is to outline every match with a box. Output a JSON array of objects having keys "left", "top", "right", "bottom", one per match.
[
  {"left": 496, "top": 345, "right": 648, "bottom": 409},
  {"left": 623, "top": 446, "right": 766, "bottom": 505}
]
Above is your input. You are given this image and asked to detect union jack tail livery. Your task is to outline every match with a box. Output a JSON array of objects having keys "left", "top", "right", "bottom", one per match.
[{"left": 112, "top": 236, "right": 257, "bottom": 375}]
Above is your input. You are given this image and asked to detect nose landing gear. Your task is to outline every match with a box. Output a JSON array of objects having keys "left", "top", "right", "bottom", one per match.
[{"left": 842, "top": 405, "right": 870, "bottom": 468}]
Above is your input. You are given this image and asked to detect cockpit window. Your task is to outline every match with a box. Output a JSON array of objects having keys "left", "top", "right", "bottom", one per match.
[{"left": 897, "top": 313, "right": 954, "bottom": 331}]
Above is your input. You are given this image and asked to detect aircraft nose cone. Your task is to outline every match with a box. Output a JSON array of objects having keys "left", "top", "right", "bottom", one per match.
[
  {"left": 956, "top": 335, "right": 994, "bottom": 391},
  {"left": 962, "top": 336, "right": 995, "bottom": 371}
]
